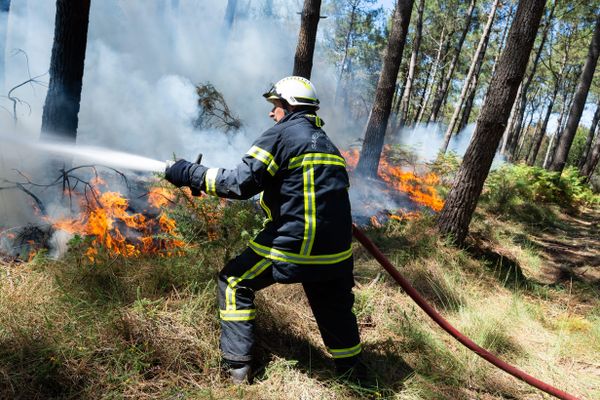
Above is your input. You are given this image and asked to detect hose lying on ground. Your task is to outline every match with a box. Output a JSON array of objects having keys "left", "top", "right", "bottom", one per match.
[{"left": 352, "top": 224, "right": 580, "bottom": 400}]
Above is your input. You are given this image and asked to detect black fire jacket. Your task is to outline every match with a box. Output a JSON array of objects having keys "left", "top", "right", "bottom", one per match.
[{"left": 190, "top": 110, "right": 353, "bottom": 282}]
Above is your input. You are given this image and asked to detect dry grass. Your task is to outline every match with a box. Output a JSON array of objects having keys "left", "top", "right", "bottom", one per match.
[{"left": 0, "top": 211, "right": 599, "bottom": 399}]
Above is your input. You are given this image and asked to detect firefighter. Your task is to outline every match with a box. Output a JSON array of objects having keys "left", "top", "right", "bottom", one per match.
[{"left": 165, "top": 76, "right": 362, "bottom": 384}]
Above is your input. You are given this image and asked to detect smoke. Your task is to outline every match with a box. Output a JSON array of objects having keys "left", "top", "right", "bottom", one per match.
[
  {"left": 0, "top": 0, "right": 307, "bottom": 235},
  {"left": 390, "top": 123, "right": 476, "bottom": 162}
]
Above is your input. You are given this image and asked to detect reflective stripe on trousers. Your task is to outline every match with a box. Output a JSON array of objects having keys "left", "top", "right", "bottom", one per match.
[{"left": 218, "top": 248, "right": 361, "bottom": 363}]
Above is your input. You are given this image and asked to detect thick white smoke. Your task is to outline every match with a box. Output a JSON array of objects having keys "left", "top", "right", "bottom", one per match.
[{"left": 0, "top": 1, "right": 309, "bottom": 230}]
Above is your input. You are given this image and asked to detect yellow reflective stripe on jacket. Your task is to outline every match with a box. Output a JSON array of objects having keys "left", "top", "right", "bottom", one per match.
[
  {"left": 249, "top": 241, "right": 352, "bottom": 265},
  {"left": 300, "top": 165, "right": 316, "bottom": 255},
  {"left": 247, "top": 145, "right": 279, "bottom": 176},
  {"left": 259, "top": 192, "right": 272, "bottom": 222},
  {"left": 305, "top": 114, "right": 323, "bottom": 127},
  {"left": 219, "top": 309, "right": 256, "bottom": 321},
  {"left": 247, "top": 145, "right": 273, "bottom": 164},
  {"left": 267, "top": 160, "right": 279, "bottom": 176},
  {"left": 327, "top": 343, "right": 362, "bottom": 359},
  {"left": 225, "top": 258, "right": 272, "bottom": 311},
  {"left": 204, "top": 168, "right": 219, "bottom": 196},
  {"left": 288, "top": 153, "right": 346, "bottom": 169}
]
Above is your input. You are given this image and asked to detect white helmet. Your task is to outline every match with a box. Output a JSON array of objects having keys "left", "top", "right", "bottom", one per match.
[{"left": 263, "top": 76, "right": 320, "bottom": 110}]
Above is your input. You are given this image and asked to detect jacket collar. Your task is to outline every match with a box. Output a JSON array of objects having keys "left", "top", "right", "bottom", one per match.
[{"left": 278, "top": 110, "right": 325, "bottom": 127}]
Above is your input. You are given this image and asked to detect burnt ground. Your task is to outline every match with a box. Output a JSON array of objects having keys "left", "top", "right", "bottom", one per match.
[{"left": 530, "top": 206, "right": 600, "bottom": 285}]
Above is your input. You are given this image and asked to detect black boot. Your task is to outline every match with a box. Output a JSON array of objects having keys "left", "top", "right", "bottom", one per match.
[
  {"left": 223, "top": 359, "right": 252, "bottom": 385},
  {"left": 334, "top": 355, "right": 369, "bottom": 385}
]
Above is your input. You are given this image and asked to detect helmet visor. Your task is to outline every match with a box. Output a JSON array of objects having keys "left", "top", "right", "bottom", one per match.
[{"left": 262, "top": 84, "right": 281, "bottom": 102}]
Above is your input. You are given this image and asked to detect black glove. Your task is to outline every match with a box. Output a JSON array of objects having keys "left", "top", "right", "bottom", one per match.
[
  {"left": 165, "top": 159, "right": 209, "bottom": 196},
  {"left": 165, "top": 159, "right": 195, "bottom": 187}
]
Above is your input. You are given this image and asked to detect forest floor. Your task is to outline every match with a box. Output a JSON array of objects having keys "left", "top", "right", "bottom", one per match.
[{"left": 531, "top": 206, "right": 600, "bottom": 284}]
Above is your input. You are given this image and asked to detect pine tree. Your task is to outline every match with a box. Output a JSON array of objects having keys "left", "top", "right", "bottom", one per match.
[
  {"left": 355, "top": 0, "right": 414, "bottom": 178},
  {"left": 437, "top": 0, "right": 546, "bottom": 245},
  {"left": 40, "top": 0, "right": 91, "bottom": 143}
]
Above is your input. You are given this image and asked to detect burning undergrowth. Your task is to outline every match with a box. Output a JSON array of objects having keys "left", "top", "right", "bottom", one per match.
[
  {"left": 343, "top": 145, "right": 445, "bottom": 227},
  {"left": 45, "top": 177, "right": 186, "bottom": 261},
  {"left": 0, "top": 168, "right": 229, "bottom": 262}
]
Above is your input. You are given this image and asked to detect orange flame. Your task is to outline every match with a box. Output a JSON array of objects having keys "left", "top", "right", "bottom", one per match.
[
  {"left": 47, "top": 185, "right": 184, "bottom": 261},
  {"left": 342, "top": 146, "right": 444, "bottom": 213}
]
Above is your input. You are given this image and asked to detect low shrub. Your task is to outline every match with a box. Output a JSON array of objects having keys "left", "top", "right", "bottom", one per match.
[{"left": 481, "top": 164, "right": 600, "bottom": 219}]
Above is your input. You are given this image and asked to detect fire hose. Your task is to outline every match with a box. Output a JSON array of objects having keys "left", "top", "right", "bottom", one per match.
[{"left": 352, "top": 224, "right": 580, "bottom": 400}]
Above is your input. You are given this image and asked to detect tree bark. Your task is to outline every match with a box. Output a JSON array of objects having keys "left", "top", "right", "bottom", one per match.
[
  {"left": 40, "top": 0, "right": 91, "bottom": 143},
  {"left": 441, "top": 0, "right": 500, "bottom": 154},
  {"left": 580, "top": 130, "right": 600, "bottom": 179},
  {"left": 549, "top": 14, "right": 600, "bottom": 173},
  {"left": 578, "top": 98, "right": 600, "bottom": 169},
  {"left": 356, "top": 0, "right": 414, "bottom": 178},
  {"left": 293, "top": 0, "right": 322, "bottom": 79},
  {"left": 437, "top": 0, "right": 546, "bottom": 245},
  {"left": 505, "top": 0, "right": 556, "bottom": 160},
  {"left": 428, "top": 0, "right": 476, "bottom": 123},
  {"left": 0, "top": 0, "right": 10, "bottom": 93},
  {"left": 398, "top": 0, "right": 424, "bottom": 126}
]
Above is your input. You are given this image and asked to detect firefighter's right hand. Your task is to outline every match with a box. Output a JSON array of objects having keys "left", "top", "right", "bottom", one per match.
[{"left": 165, "top": 159, "right": 194, "bottom": 187}]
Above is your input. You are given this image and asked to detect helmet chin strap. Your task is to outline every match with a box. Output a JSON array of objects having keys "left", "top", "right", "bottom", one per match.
[{"left": 283, "top": 103, "right": 294, "bottom": 116}]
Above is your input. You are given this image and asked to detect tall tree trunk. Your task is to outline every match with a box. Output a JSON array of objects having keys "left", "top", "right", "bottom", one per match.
[
  {"left": 356, "top": 0, "right": 414, "bottom": 178},
  {"left": 334, "top": 4, "right": 358, "bottom": 105},
  {"left": 580, "top": 130, "right": 600, "bottom": 179},
  {"left": 429, "top": 0, "right": 476, "bottom": 123},
  {"left": 441, "top": 0, "right": 500, "bottom": 154},
  {"left": 527, "top": 86, "right": 558, "bottom": 165},
  {"left": 457, "top": 30, "right": 491, "bottom": 133},
  {"left": 482, "top": 2, "right": 514, "bottom": 108},
  {"left": 437, "top": 0, "right": 546, "bottom": 245},
  {"left": 416, "top": 25, "right": 447, "bottom": 124},
  {"left": 389, "top": 63, "right": 409, "bottom": 134},
  {"left": 550, "top": 14, "right": 600, "bottom": 173},
  {"left": 398, "top": 0, "right": 424, "bottom": 126},
  {"left": 500, "top": 84, "right": 522, "bottom": 153},
  {"left": 224, "top": 0, "right": 238, "bottom": 31},
  {"left": 457, "top": 78, "right": 477, "bottom": 133},
  {"left": 544, "top": 86, "right": 574, "bottom": 168},
  {"left": 293, "top": 0, "right": 322, "bottom": 79},
  {"left": 505, "top": 0, "right": 556, "bottom": 160},
  {"left": 413, "top": 57, "right": 433, "bottom": 125},
  {"left": 0, "top": 0, "right": 10, "bottom": 93},
  {"left": 578, "top": 99, "right": 600, "bottom": 169},
  {"left": 40, "top": 0, "right": 91, "bottom": 143},
  {"left": 516, "top": 100, "right": 539, "bottom": 159}
]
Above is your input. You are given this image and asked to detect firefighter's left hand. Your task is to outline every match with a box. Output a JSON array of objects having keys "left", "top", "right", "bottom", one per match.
[{"left": 165, "top": 159, "right": 194, "bottom": 187}]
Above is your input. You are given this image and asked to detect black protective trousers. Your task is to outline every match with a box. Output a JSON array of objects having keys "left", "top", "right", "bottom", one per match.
[{"left": 217, "top": 248, "right": 361, "bottom": 364}]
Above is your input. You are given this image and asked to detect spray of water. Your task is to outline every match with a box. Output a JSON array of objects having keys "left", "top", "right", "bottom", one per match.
[{"left": 1, "top": 133, "right": 166, "bottom": 172}]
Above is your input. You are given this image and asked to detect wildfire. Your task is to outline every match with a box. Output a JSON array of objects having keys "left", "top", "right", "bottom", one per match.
[
  {"left": 342, "top": 146, "right": 444, "bottom": 218},
  {"left": 47, "top": 182, "right": 184, "bottom": 261}
]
